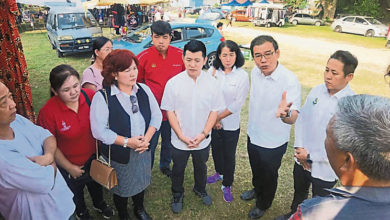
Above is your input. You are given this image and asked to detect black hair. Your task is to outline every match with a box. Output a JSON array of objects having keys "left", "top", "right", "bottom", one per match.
[
  {"left": 329, "top": 50, "right": 358, "bottom": 76},
  {"left": 92, "top": 36, "right": 112, "bottom": 63},
  {"left": 183, "top": 40, "right": 206, "bottom": 58},
  {"left": 250, "top": 35, "right": 279, "bottom": 57},
  {"left": 217, "top": 22, "right": 223, "bottom": 28},
  {"left": 150, "top": 20, "right": 172, "bottom": 35},
  {"left": 49, "top": 64, "right": 80, "bottom": 97},
  {"left": 213, "top": 40, "right": 245, "bottom": 70}
]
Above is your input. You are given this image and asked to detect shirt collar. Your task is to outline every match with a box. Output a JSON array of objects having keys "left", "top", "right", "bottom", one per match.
[
  {"left": 110, "top": 84, "right": 139, "bottom": 96},
  {"left": 257, "top": 62, "right": 281, "bottom": 80},
  {"left": 329, "top": 186, "right": 390, "bottom": 203},
  {"left": 322, "top": 84, "right": 352, "bottom": 99},
  {"left": 151, "top": 45, "right": 172, "bottom": 57}
]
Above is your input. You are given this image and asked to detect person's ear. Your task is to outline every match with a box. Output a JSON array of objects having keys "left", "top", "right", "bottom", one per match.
[
  {"left": 51, "top": 88, "right": 58, "bottom": 96},
  {"left": 203, "top": 56, "right": 208, "bottom": 66},
  {"left": 345, "top": 73, "right": 354, "bottom": 82},
  {"left": 340, "top": 152, "right": 355, "bottom": 173}
]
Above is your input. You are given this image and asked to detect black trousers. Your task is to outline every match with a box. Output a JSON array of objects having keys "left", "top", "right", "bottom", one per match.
[
  {"left": 171, "top": 145, "right": 210, "bottom": 194},
  {"left": 290, "top": 162, "right": 337, "bottom": 213},
  {"left": 247, "top": 137, "right": 287, "bottom": 211},
  {"left": 211, "top": 128, "right": 240, "bottom": 187},
  {"left": 113, "top": 191, "right": 145, "bottom": 218},
  {"left": 59, "top": 167, "right": 103, "bottom": 215}
]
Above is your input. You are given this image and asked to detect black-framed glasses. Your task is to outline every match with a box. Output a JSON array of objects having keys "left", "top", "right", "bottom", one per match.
[
  {"left": 130, "top": 96, "right": 139, "bottom": 113},
  {"left": 254, "top": 51, "right": 274, "bottom": 60}
]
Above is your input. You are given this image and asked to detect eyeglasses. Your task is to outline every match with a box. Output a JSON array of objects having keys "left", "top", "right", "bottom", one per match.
[
  {"left": 130, "top": 96, "right": 139, "bottom": 113},
  {"left": 254, "top": 51, "right": 274, "bottom": 60}
]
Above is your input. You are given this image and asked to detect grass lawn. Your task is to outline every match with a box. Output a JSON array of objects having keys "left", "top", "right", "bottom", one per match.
[{"left": 19, "top": 27, "right": 389, "bottom": 220}]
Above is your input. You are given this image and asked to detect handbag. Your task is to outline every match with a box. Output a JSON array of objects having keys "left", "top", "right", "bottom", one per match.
[{"left": 89, "top": 89, "right": 118, "bottom": 190}]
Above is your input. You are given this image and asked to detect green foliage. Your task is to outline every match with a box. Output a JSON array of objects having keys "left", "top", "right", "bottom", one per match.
[
  {"left": 338, "top": 0, "right": 383, "bottom": 18},
  {"left": 283, "top": 0, "right": 307, "bottom": 9}
]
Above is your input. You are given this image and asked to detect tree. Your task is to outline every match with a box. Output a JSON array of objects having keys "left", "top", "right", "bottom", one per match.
[
  {"left": 319, "top": 0, "right": 337, "bottom": 20},
  {"left": 283, "top": 0, "right": 308, "bottom": 10}
]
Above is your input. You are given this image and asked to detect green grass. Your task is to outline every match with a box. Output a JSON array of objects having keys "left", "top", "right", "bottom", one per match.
[
  {"left": 18, "top": 27, "right": 389, "bottom": 220},
  {"left": 225, "top": 21, "right": 387, "bottom": 49}
]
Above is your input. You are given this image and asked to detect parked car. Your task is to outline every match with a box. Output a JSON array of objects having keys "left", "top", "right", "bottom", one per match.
[
  {"left": 205, "top": 8, "right": 226, "bottom": 18},
  {"left": 331, "top": 16, "right": 388, "bottom": 37},
  {"left": 46, "top": 7, "right": 102, "bottom": 57},
  {"left": 113, "top": 22, "right": 224, "bottom": 68},
  {"left": 290, "top": 13, "right": 324, "bottom": 26},
  {"left": 186, "top": 7, "right": 201, "bottom": 15},
  {"left": 231, "top": 10, "right": 251, "bottom": 22},
  {"left": 195, "top": 12, "right": 222, "bottom": 26}
]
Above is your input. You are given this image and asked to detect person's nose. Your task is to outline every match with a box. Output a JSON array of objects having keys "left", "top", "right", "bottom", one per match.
[{"left": 9, "top": 98, "right": 16, "bottom": 110}]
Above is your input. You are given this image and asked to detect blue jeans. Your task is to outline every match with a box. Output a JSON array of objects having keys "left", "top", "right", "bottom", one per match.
[{"left": 149, "top": 120, "right": 172, "bottom": 169}]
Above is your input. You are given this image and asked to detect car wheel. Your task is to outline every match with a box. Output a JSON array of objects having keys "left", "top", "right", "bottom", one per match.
[
  {"left": 278, "top": 22, "right": 283, "bottom": 27},
  {"left": 315, "top": 21, "right": 321, "bottom": 26},
  {"left": 57, "top": 49, "right": 63, "bottom": 58},
  {"left": 365, "top": 30, "right": 374, "bottom": 37},
  {"left": 266, "top": 23, "right": 271, "bottom": 28},
  {"left": 206, "top": 52, "right": 217, "bottom": 69},
  {"left": 292, "top": 20, "right": 298, "bottom": 25},
  {"left": 334, "top": 25, "right": 342, "bottom": 33}
]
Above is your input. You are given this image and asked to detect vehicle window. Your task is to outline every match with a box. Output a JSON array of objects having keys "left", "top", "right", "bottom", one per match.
[
  {"left": 57, "top": 13, "right": 98, "bottom": 29},
  {"left": 295, "top": 14, "right": 302, "bottom": 18},
  {"left": 343, "top": 17, "right": 355, "bottom": 22},
  {"left": 125, "top": 24, "right": 151, "bottom": 43},
  {"left": 365, "top": 17, "right": 381, "bottom": 25},
  {"left": 172, "top": 28, "right": 183, "bottom": 42},
  {"left": 186, "top": 27, "right": 211, "bottom": 39},
  {"left": 53, "top": 15, "right": 57, "bottom": 29},
  {"left": 355, "top": 17, "right": 367, "bottom": 24},
  {"left": 303, "top": 14, "right": 311, "bottom": 18}
]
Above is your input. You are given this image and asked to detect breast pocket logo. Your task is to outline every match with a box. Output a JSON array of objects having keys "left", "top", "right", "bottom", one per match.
[
  {"left": 151, "top": 63, "right": 156, "bottom": 68},
  {"left": 60, "top": 121, "right": 71, "bottom": 132}
]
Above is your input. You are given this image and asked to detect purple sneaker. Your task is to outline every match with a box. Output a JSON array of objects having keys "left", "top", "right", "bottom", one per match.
[
  {"left": 207, "top": 172, "right": 222, "bottom": 184},
  {"left": 222, "top": 186, "right": 233, "bottom": 203}
]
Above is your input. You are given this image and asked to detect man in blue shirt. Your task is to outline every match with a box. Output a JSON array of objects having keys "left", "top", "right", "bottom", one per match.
[
  {"left": 0, "top": 81, "right": 75, "bottom": 220},
  {"left": 290, "top": 95, "right": 390, "bottom": 219}
]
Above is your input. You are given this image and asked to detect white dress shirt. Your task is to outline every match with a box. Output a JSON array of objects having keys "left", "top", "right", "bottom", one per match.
[
  {"left": 294, "top": 83, "right": 354, "bottom": 181},
  {"left": 248, "top": 63, "right": 301, "bottom": 148},
  {"left": 207, "top": 66, "right": 249, "bottom": 131},
  {"left": 161, "top": 70, "right": 225, "bottom": 151},
  {"left": 90, "top": 84, "right": 162, "bottom": 145}
]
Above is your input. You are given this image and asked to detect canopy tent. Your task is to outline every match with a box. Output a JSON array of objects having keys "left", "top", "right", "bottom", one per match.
[
  {"left": 16, "top": 0, "right": 76, "bottom": 7},
  {"left": 259, "top": 0, "right": 269, "bottom": 3},
  {"left": 139, "top": 0, "right": 169, "bottom": 5},
  {"left": 222, "top": 0, "right": 252, "bottom": 7}
]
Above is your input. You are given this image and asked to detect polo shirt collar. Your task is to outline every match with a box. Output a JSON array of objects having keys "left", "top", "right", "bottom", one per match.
[
  {"left": 257, "top": 62, "right": 281, "bottom": 81},
  {"left": 110, "top": 84, "right": 139, "bottom": 96},
  {"left": 329, "top": 186, "right": 390, "bottom": 203},
  {"left": 151, "top": 45, "right": 172, "bottom": 57}
]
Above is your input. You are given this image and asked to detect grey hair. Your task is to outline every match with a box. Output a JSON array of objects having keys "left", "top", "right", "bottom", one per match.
[{"left": 331, "top": 94, "right": 390, "bottom": 181}]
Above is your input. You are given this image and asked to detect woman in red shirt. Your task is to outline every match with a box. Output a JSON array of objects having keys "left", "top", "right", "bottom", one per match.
[{"left": 37, "top": 64, "right": 114, "bottom": 220}]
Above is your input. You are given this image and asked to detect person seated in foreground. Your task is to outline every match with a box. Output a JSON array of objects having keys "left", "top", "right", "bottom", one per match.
[{"left": 290, "top": 94, "right": 390, "bottom": 219}]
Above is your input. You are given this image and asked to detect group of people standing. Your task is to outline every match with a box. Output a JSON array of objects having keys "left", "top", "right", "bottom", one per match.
[{"left": 1, "top": 19, "right": 390, "bottom": 220}]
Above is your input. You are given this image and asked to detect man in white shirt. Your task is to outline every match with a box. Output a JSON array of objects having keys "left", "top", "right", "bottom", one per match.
[
  {"left": 240, "top": 35, "right": 301, "bottom": 219},
  {"left": 276, "top": 50, "right": 358, "bottom": 220},
  {"left": 161, "top": 40, "right": 225, "bottom": 214}
]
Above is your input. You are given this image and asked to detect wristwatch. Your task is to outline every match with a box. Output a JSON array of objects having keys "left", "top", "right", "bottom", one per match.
[
  {"left": 202, "top": 131, "right": 210, "bottom": 139},
  {"left": 123, "top": 137, "right": 128, "bottom": 148},
  {"left": 285, "top": 109, "right": 291, "bottom": 118}
]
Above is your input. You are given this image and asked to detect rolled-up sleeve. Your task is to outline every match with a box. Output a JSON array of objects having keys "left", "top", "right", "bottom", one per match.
[
  {"left": 226, "top": 71, "right": 249, "bottom": 114},
  {"left": 142, "top": 84, "right": 162, "bottom": 130},
  {"left": 90, "top": 92, "right": 117, "bottom": 145}
]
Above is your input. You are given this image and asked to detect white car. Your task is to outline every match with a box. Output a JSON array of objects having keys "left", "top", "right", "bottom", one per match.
[{"left": 331, "top": 16, "right": 388, "bottom": 37}]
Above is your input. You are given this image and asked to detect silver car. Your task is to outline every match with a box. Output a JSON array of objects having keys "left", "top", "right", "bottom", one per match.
[
  {"left": 331, "top": 16, "right": 387, "bottom": 37},
  {"left": 290, "top": 13, "right": 324, "bottom": 26}
]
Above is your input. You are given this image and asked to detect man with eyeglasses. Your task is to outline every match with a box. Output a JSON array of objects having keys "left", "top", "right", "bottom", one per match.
[
  {"left": 276, "top": 50, "right": 358, "bottom": 220},
  {"left": 240, "top": 35, "right": 301, "bottom": 219},
  {"left": 137, "top": 20, "right": 185, "bottom": 177}
]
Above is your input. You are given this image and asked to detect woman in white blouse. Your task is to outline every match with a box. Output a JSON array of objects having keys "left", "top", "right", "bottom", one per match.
[{"left": 206, "top": 40, "right": 249, "bottom": 203}]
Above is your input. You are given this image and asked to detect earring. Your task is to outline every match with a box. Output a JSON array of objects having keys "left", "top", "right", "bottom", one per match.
[{"left": 115, "top": 76, "right": 118, "bottom": 80}]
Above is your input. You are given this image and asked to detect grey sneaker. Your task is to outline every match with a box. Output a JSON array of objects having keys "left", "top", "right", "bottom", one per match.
[
  {"left": 171, "top": 193, "right": 184, "bottom": 214},
  {"left": 193, "top": 188, "right": 212, "bottom": 206}
]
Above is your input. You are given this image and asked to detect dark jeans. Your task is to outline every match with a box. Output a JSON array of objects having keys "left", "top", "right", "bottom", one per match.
[
  {"left": 171, "top": 145, "right": 210, "bottom": 194},
  {"left": 149, "top": 120, "right": 172, "bottom": 169},
  {"left": 59, "top": 167, "right": 103, "bottom": 215},
  {"left": 247, "top": 136, "right": 287, "bottom": 211},
  {"left": 290, "top": 162, "right": 337, "bottom": 213},
  {"left": 113, "top": 190, "right": 145, "bottom": 218},
  {"left": 211, "top": 128, "right": 240, "bottom": 187}
]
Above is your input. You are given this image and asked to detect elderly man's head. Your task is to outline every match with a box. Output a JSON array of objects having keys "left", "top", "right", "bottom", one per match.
[
  {"left": 0, "top": 81, "right": 17, "bottom": 126},
  {"left": 325, "top": 95, "right": 390, "bottom": 186}
]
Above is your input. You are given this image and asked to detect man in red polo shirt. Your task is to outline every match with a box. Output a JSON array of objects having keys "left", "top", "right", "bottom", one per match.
[{"left": 137, "top": 20, "right": 185, "bottom": 177}]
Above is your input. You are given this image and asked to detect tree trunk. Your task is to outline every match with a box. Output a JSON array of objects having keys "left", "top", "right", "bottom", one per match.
[{"left": 321, "top": 0, "right": 337, "bottom": 20}]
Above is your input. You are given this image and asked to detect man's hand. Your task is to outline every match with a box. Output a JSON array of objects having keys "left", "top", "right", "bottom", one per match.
[
  {"left": 136, "top": 137, "right": 150, "bottom": 154},
  {"left": 214, "top": 121, "right": 222, "bottom": 130},
  {"left": 276, "top": 91, "right": 293, "bottom": 118},
  {"left": 190, "top": 133, "right": 206, "bottom": 149},
  {"left": 295, "top": 147, "right": 308, "bottom": 161},
  {"left": 27, "top": 153, "right": 54, "bottom": 166},
  {"left": 300, "top": 160, "right": 312, "bottom": 171}
]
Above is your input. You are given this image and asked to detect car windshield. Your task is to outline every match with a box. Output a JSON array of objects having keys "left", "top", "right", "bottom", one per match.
[
  {"left": 197, "top": 12, "right": 220, "bottom": 20},
  {"left": 124, "top": 25, "right": 151, "bottom": 43},
  {"left": 58, "top": 13, "right": 97, "bottom": 29},
  {"left": 365, "top": 18, "right": 382, "bottom": 25}
]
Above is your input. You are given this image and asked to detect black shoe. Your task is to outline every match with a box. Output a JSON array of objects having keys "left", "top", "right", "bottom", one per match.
[
  {"left": 160, "top": 167, "right": 172, "bottom": 177},
  {"left": 76, "top": 209, "right": 93, "bottom": 220},
  {"left": 93, "top": 201, "right": 115, "bottom": 219},
  {"left": 192, "top": 188, "right": 212, "bottom": 206},
  {"left": 133, "top": 208, "right": 152, "bottom": 220},
  {"left": 240, "top": 188, "right": 256, "bottom": 201},
  {"left": 171, "top": 193, "right": 184, "bottom": 213},
  {"left": 275, "top": 212, "right": 294, "bottom": 220},
  {"left": 248, "top": 207, "right": 265, "bottom": 219}
]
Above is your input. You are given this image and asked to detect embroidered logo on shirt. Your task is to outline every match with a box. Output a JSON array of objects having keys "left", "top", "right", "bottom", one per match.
[
  {"left": 172, "top": 64, "right": 182, "bottom": 67},
  {"left": 313, "top": 98, "right": 318, "bottom": 105},
  {"left": 151, "top": 63, "right": 156, "bottom": 68},
  {"left": 60, "top": 120, "right": 71, "bottom": 132}
]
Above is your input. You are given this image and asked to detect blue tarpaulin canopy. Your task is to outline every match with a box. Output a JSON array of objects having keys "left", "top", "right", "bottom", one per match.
[
  {"left": 222, "top": 0, "right": 252, "bottom": 6},
  {"left": 259, "top": 0, "right": 269, "bottom": 3}
]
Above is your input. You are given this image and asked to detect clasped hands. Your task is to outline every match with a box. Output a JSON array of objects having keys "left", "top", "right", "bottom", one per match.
[
  {"left": 179, "top": 133, "right": 206, "bottom": 149},
  {"left": 127, "top": 136, "right": 150, "bottom": 154},
  {"left": 295, "top": 147, "right": 311, "bottom": 170}
]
